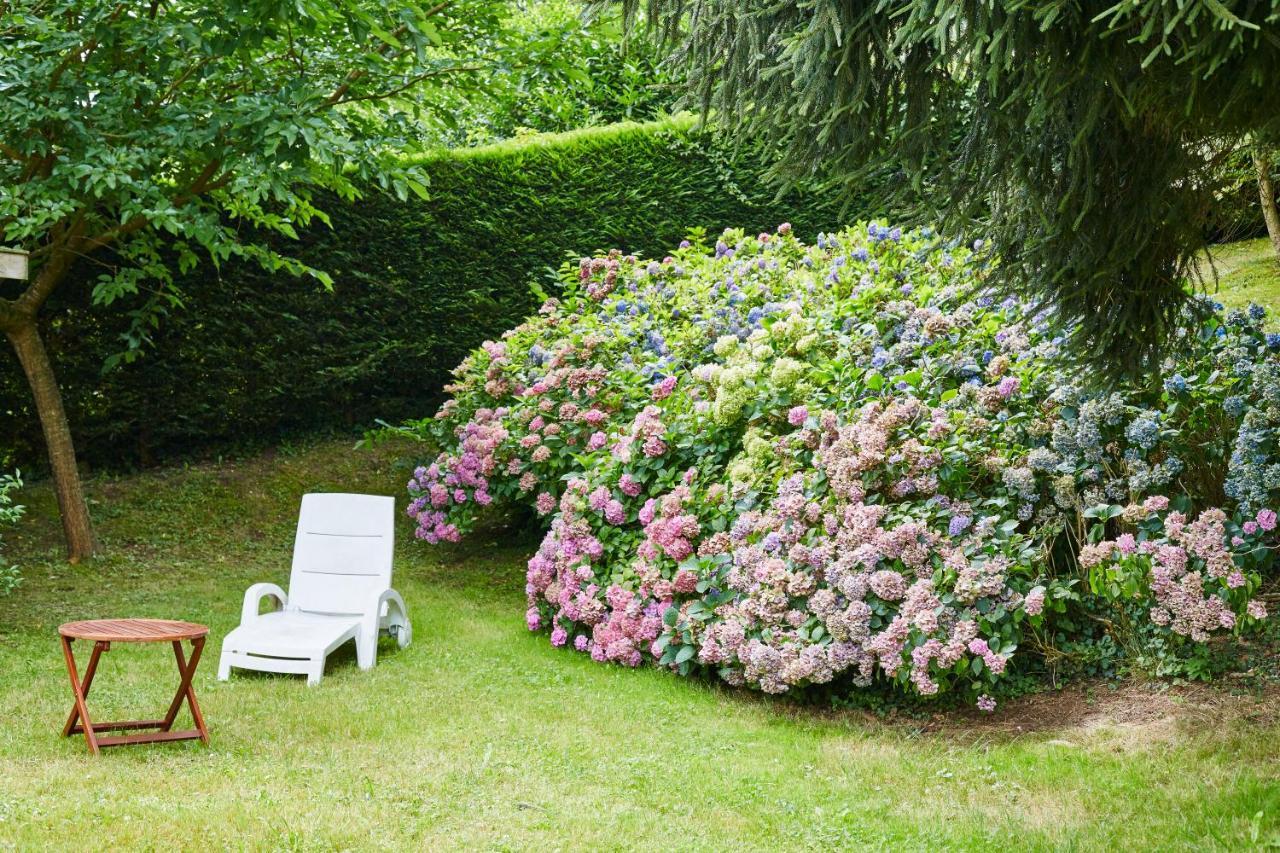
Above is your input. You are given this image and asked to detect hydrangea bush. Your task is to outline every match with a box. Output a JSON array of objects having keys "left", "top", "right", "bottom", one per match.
[{"left": 402, "top": 223, "right": 1277, "bottom": 709}]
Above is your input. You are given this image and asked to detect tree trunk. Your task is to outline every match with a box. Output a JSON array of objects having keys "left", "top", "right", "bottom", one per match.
[
  {"left": 5, "top": 321, "right": 97, "bottom": 561},
  {"left": 1256, "top": 151, "right": 1280, "bottom": 260}
]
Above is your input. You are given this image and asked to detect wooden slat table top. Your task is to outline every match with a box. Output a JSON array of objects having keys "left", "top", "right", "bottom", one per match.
[{"left": 59, "top": 618, "right": 209, "bottom": 643}]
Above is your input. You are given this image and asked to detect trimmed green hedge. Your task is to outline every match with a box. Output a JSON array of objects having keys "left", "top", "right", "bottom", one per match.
[{"left": 1, "top": 117, "right": 850, "bottom": 470}]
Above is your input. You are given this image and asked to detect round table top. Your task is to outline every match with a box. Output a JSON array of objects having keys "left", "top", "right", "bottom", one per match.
[{"left": 59, "top": 618, "right": 209, "bottom": 643}]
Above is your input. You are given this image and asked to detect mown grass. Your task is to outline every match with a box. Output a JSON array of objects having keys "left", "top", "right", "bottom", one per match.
[
  {"left": 1205, "top": 237, "right": 1280, "bottom": 324},
  {"left": 2, "top": 436, "right": 1280, "bottom": 851}
]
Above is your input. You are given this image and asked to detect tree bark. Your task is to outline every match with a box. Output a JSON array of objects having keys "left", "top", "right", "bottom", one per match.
[
  {"left": 1256, "top": 151, "right": 1280, "bottom": 260},
  {"left": 5, "top": 321, "right": 97, "bottom": 561}
]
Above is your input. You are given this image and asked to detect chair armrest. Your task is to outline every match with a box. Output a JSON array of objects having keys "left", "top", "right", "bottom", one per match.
[
  {"left": 364, "top": 588, "right": 409, "bottom": 636},
  {"left": 241, "top": 582, "right": 288, "bottom": 625}
]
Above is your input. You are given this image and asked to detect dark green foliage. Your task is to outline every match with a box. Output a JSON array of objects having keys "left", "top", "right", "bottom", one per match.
[
  {"left": 446, "top": 1, "right": 682, "bottom": 145},
  {"left": 637, "top": 0, "right": 1280, "bottom": 375},
  {"left": 0, "top": 118, "right": 848, "bottom": 471},
  {"left": 0, "top": 472, "right": 21, "bottom": 596}
]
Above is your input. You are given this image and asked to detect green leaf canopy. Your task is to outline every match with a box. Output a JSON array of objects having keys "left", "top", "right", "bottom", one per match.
[{"left": 0, "top": 0, "right": 509, "bottom": 345}]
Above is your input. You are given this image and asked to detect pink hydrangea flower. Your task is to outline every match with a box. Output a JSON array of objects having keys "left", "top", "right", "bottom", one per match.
[
  {"left": 652, "top": 376, "right": 678, "bottom": 400},
  {"left": 673, "top": 569, "right": 699, "bottom": 594},
  {"left": 1024, "top": 586, "right": 1045, "bottom": 616},
  {"left": 1143, "top": 495, "right": 1170, "bottom": 513},
  {"left": 643, "top": 435, "right": 667, "bottom": 457}
]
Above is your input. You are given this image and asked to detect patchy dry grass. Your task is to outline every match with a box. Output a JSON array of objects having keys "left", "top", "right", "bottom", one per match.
[{"left": 3, "top": 436, "right": 1280, "bottom": 850}]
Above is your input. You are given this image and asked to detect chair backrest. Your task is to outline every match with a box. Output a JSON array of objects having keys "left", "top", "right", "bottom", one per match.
[{"left": 287, "top": 493, "right": 395, "bottom": 616}]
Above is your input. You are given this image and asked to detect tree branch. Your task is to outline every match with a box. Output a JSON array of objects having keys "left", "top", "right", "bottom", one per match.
[
  {"left": 12, "top": 216, "right": 86, "bottom": 316},
  {"left": 48, "top": 4, "right": 126, "bottom": 89},
  {"left": 0, "top": 141, "right": 29, "bottom": 163},
  {"left": 157, "top": 58, "right": 211, "bottom": 106},
  {"left": 321, "top": 22, "right": 414, "bottom": 108},
  {"left": 328, "top": 65, "right": 483, "bottom": 106},
  {"left": 78, "top": 157, "right": 225, "bottom": 256}
]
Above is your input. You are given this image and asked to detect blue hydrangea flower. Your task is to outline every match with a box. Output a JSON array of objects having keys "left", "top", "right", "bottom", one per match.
[{"left": 1125, "top": 414, "right": 1160, "bottom": 451}]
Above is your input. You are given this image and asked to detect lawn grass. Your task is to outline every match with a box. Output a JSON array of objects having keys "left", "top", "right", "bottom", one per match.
[
  {"left": 1205, "top": 237, "right": 1280, "bottom": 324},
  {"left": 3, "top": 435, "right": 1280, "bottom": 851}
]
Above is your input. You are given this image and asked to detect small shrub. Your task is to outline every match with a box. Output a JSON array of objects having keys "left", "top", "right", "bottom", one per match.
[
  {"left": 0, "top": 472, "right": 23, "bottom": 596},
  {"left": 403, "top": 223, "right": 1278, "bottom": 709},
  {"left": 1081, "top": 500, "right": 1272, "bottom": 679}
]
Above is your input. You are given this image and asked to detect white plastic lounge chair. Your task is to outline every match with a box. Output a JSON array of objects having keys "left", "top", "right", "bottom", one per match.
[{"left": 217, "top": 493, "right": 411, "bottom": 686}]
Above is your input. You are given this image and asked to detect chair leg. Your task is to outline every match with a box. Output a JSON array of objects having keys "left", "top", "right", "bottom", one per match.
[
  {"left": 356, "top": 631, "right": 376, "bottom": 671},
  {"left": 306, "top": 657, "right": 324, "bottom": 686},
  {"left": 217, "top": 650, "right": 232, "bottom": 681}
]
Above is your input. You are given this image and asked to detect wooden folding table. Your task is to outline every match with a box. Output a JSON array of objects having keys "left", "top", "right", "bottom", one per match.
[{"left": 58, "top": 618, "right": 210, "bottom": 755}]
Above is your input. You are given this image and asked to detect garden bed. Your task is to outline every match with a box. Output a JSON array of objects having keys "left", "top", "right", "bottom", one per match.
[{"left": 401, "top": 223, "right": 1280, "bottom": 710}]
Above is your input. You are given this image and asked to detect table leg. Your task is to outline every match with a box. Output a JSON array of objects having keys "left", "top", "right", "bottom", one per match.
[
  {"left": 62, "top": 640, "right": 107, "bottom": 737},
  {"left": 60, "top": 637, "right": 100, "bottom": 756},
  {"left": 187, "top": 638, "right": 210, "bottom": 744},
  {"left": 162, "top": 637, "right": 209, "bottom": 744}
]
